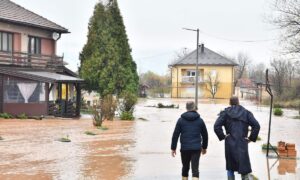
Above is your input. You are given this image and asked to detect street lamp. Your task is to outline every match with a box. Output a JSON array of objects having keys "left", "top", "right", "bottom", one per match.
[{"left": 183, "top": 28, "right": 199, "bottom": 108}]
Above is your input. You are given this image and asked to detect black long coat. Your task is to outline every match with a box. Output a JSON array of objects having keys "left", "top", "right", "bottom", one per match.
[{"left": 214, "top": 105, "right": 260, "bottom": 175}]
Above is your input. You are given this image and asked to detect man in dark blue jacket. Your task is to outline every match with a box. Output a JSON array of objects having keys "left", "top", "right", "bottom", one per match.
[{"left": 171, "top": 101, "right": 208, "bottom": 180}]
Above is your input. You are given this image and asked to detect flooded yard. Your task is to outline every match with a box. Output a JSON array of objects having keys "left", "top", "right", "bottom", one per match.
[{"left": 0, "top": 98, "right": 299, "bottom": 179}]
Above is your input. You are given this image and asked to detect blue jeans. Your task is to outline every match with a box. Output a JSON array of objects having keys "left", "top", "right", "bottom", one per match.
[{"left": 227, "top": 170, "right": 234, "bottom": 177}]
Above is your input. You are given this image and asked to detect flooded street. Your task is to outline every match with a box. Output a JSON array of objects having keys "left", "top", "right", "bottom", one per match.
[{"left": 0, "top": 98, "right": 300, "bottom": 179}]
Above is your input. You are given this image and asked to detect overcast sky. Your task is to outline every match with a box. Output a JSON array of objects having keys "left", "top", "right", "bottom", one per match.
[{"left": 13, "top": 0, "right": 279, "bottom": 75}]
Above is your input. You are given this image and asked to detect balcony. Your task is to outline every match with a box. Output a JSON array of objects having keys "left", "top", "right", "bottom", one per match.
[
  {"left": 0, "top": 51, "right": 64, "bottom": 69},
  {"left": 181, "top": 76, "right": 204, "bottom": 83}
]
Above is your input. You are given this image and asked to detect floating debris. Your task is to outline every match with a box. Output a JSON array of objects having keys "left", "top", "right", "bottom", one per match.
[
  {"left": 138, "top": 117, "right": 148, "bottom": 121},
  {"left": 157, "top": 103, "right": 179, "bottom": 109}
]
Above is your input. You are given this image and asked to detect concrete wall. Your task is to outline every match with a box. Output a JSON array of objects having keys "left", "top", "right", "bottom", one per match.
[
  {"left": 171, "top": 65, "right": 235, "bottom": 99},
  {"left": 0, "top": 21, "right": 56, "bottom": 55}
]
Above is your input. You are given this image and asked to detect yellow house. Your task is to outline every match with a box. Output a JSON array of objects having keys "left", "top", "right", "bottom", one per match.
[{"left": 170, "top": 47, "right": 237, "bottom": 99}]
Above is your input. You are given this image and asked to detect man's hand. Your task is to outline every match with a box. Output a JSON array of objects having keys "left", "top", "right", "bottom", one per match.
[
  {"left": 171, "top": 150, "right": 176, "bottom": 157},
  {"left": 245, "top": 137, "right": 251, "bottom": 143},
  {"left": 201, "top": 149, "right": 207, "bottom": 155}
]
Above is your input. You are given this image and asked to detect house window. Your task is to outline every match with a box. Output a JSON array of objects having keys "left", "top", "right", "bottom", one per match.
[
  {"left": 28, "top": 36, "right": 41, "bottom": 54},
  {"left": 3, "top": 77, "right": 45, "bottom": 103},
  {"left": 211, "top": 70, "right": 217, "bottom": 77},
  {"left": 187, "top": 70, "right": 196, "bottom": 77},
  {"left": 0, "top": 32, "right": 13, "bottom": 52}
]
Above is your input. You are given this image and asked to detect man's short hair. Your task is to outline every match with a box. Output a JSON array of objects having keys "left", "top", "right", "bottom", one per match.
[
  {"left": 230, "top": 96, "right": 239, "bottom": 106},
  {"left": 186, "top": 101, "right": 196, "bottom": 111}
]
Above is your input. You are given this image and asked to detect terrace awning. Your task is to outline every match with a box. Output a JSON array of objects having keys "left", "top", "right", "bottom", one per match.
[{"left": 0, "top": 67, "right": 84, "bottom": 83}]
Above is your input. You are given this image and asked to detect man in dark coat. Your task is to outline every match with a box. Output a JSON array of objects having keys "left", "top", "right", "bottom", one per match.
[
  {"left": 171, "top": 101, "right": 208, "bottom": 180},
  {"left": 214, "top": 97, "right": 260, "bottom": 180}
]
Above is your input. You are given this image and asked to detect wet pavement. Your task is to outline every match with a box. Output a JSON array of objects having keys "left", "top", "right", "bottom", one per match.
[{"left": 0, "top": 98, "right": 300, "bottom": 180}]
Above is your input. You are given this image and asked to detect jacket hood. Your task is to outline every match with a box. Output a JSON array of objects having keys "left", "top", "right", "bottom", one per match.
[
  {"left": 181, "top": 111, "right": 200, "bottom": 121},
  {"left": 225, "top": 105, "right": 248, "bottom": 122}
]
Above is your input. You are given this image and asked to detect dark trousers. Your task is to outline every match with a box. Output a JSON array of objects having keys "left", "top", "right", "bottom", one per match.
[{"left": 180, "top": 150, "right": 201, "bottom": 177}]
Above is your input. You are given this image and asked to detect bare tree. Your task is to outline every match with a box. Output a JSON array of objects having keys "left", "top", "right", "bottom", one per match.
[
  {"left": 270, "top": 59, "right": 287, "bottom": 96},
  {"left": 286, "top": 60, "right": 296, "bottom": 86},
  {"left": 234, "top": 52, "right": 252, "bottom": 87},
  {"left": 205, "top": 71, "right": 220, "bottom": 99},
  {"left": 170, "top": 47, "right": 190, "bottom": 65},
  {"left": 271, "top": 0, "right": 300, "bottom": 54},
  {"left": 248, "top": 62, "right": 266, "bottom": 82}
]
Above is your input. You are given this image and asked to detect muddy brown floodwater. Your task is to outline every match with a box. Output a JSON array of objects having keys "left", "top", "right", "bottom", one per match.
[{"left": 0, "top": 98, "right": 300, "bottom": 180}]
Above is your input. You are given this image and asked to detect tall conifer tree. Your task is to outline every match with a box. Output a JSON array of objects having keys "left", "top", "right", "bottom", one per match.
[{"left": 80, "top": 0, "right": 138, "bottom": 97}]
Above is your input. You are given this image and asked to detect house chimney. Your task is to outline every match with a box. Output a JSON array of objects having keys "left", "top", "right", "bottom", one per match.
[{"left": 200, "top": 43, "right": 204, "bottom": 53}]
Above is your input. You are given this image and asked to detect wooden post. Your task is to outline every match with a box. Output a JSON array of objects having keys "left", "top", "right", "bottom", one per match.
[
  {"left": 0, "top": 74, "right": 3, "bottom": 113},
  {"left": 45, "top": 83, "right": 49, "bottom": 115},
  {"left": 65, "top": 83, "right": 69, "bottom": 116},
  {"left": 75, "top": 83, "right": 81, "bottom": 117}
]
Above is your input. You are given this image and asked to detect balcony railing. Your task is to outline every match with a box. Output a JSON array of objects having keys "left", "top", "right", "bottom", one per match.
[
  {"left": 181, "top": 76, "right": 204, "bottom": 83},
  {"left": 0, "top": 51, "right": 64, "bottom": 68}
]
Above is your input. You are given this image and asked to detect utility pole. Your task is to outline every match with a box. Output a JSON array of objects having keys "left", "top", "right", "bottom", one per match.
[
  {"left": 183, "top": 28, "right": 200, "bottom": 108},
  {"left": 195, "top": 29, "right": 199, "bottom": 108}
]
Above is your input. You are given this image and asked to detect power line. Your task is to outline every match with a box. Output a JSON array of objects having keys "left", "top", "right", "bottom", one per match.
[{"left": 199, "top": 29, "right": 277, "bottom": 43}]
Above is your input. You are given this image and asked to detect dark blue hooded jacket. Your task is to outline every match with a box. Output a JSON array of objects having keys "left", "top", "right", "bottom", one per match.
[{"left": 171, "top": 111, "right": 208, "bottom": 151}]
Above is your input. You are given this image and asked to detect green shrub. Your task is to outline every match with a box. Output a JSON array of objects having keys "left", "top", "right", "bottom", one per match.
[
  {"left": 120, "top": 111, "right": 134, "bottom": 120},
  {"left": 119, "top": 92, "right": 137, "bottom": 112},
  {"left": 273, "top": 108, "right": 283, "bottom": 116},
  {"left": 0, "top": 113, "right": 13, "bottom": 119},
  {"left": 17, "top": 113, "right": 28, "bottom": 119}
]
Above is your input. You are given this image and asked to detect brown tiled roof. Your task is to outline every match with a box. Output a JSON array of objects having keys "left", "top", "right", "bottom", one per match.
[
  {"left": 0, "top": 0, "right": 69, "bottom": 33},
  {"left": 171, "top": 47, "right": 237, "bottom": 66}
]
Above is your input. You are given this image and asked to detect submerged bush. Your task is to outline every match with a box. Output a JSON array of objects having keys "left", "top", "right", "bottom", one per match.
[
  {"left": 120, "top": 111, "right": 134, "bottom": 120},
  {"left": 273, "top": 108, "right": 283, "bottom": 116},
  {"left": 256, "top": 136, "right": 262, "bottom": 141},
  {"left": 58, "top": 135, "right": 71, "bottom": 142},
  {"left": 85, "top": 131, "right": 97, "bottom": 136},
  {"left": 119, "top": 92, "right": 137, "bottom": 120},
  {"left": 92, "top": 106, "right": 102, "bottom": 127},
  {"left": 262, "top": 143, "right": 278, "bottom": 150},
  {"left": 97, "top": 126, "right": 108, "bottom": 130},
  {"left": 101, "top": 95, "right": 117, "bottom": 121},
  {"left": 17, "top": 113, "right": 28, "bottom": 119}
]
